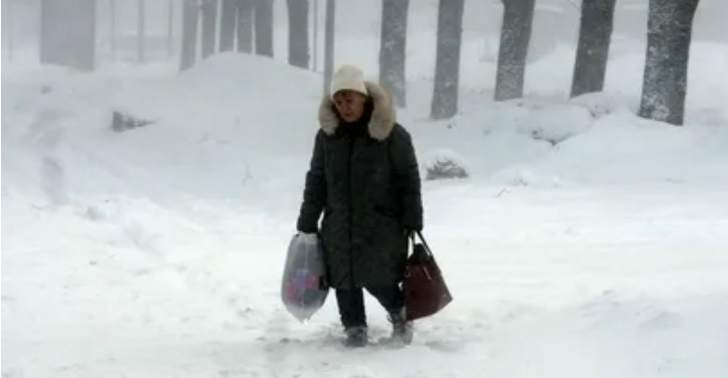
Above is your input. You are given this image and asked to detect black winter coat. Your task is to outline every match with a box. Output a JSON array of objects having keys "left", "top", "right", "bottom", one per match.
[{"left": 297, "top": 82, "right": 423, "bottom": 289}]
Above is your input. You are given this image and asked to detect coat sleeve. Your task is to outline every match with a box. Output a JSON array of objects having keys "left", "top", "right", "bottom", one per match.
[
  {"left": 297, "top": 131, "right": 327, "bottom": 233},
  {"left": 390, "top": 125, "right": 424, "bottom": 231}
]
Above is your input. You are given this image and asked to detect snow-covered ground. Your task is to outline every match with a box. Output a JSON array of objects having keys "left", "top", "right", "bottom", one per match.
[{"left": 3, "top": 19, "right": 728, "bottom": 378}]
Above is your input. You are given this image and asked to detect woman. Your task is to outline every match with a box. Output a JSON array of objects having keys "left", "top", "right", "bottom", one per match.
[{"left": 296, "top": 64, "right": 423, "bottom": 347}]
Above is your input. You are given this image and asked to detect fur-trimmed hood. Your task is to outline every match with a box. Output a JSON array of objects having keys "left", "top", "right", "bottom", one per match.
[{"left": 318, "top": 82, "right": 396, "bottom": 141}]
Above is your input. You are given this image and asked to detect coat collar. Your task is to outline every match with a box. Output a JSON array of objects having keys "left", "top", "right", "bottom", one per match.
[{"left": 318, "top": 81, "right": 396, "bottom": 141}]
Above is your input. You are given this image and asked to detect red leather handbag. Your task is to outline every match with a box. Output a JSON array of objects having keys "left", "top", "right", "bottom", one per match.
[{"left": 403, "top": 231, "right": 453, "bottom": 321}]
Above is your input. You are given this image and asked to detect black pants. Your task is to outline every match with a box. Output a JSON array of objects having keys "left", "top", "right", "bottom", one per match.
[{"left": 335, "top": 285, "right": 404, "bottom": 328}]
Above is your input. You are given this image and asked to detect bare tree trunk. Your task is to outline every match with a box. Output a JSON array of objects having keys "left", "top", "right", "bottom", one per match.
[
  {"left": 287, "top": 0, "right": 310, "bottom": 68},
  {"left": 3, "top": 0, "right": 15, "bottom": 61},
  {"left": 639, "top": 0, "right": 700, "bottom": 126},
  {"left": 40, "top": 0, "right": 54, "bottom": 64},
  {"left": 84, "top": 0, "right": 98, "bottom": 71},
  {"left": 380, "top": 0, "right": 409, "bottom": 107},
  {"left": 494, "top": 0, "right": 535, "bottom": 101},
  {"left": 220, "top": 0, "right": 237, "bottom": 52},
  {"left": 201, "top": 0, "right": 219, "bottom": 58},
  {"left": 110, "top": 0, "right": 117, "bottom": 61},
  {"left": 41, "top": 0, "right": 97, "bottom": 71},
  {"left": 168, "top": 0, "right": 175, "bottom": 57},
  {"left": 430, "top": 0, "right": 464, "bottom": 120},
  {"left": 313, "top": 0, "right": 319, "bottom": 71},
  {"left": 138, "top": 0, "right": 146, "bottom": 64},
  {"left": 255, "top": 0, "right": 274, "bottom": 57},
  {"left": 180, "top": 0, "right": 200, "bottom": 70},
  {"left": 40, "top": 0, "right": 52, "bottom": 63},
  {"left": 323, "top": 0, "right": 335, "bottom": 94},
  {"left": 571, "top": 0, "right": 616, "bottom": 97},
  {"left": 237, "top": 0, "right": 254, "bottom": 53}
]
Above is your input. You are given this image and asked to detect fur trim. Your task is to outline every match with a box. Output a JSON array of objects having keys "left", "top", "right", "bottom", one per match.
[{"left": 319, "top": 82, "right": 396, "bottom": 141}]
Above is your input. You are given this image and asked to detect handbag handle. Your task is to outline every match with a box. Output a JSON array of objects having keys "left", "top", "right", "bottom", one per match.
[{"left": 409, "top": 230, "right": 434, "bottom": 258}]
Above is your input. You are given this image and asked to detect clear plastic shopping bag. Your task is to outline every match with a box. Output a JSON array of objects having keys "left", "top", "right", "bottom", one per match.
[{"left": 281, "top": 233, "right": 329, "bottom": 322}]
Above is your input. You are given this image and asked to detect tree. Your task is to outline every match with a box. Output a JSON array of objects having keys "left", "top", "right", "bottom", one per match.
[
  {"left": 40, "top": 0, "right": 97, "bottom": 71},
  {"left": 168, "top": 0, "right": 175, "bottom": 57},
  {"left": 255, "top": 0, "right": 274, "bottom": 57},
  {"left": 220, "top": 0, "right": 237, "bottom": 52},
  {"left": 430, "top": 0, "right": 464, "bottom": 120},
  {"left": 287, "top": 0, "right": 310, "bottom": 68},
  {"left": 110, "top": 0, "right": 117, "bottom": 61},
  {"left": 237, "top": 0, "right": 254, "bottom": 53},
  {"left": 313, "top": 0, "right": 319, "bottom": 71},
  {"left": 323, "top": 0, "right": 336, "bottom": 94},
  {"left": 639, "top": 0, "right": 701, "bottom": 126},
  {"left": 571, "top": 0, "right": 616, "bottom": 97},
  {"left": 2, "top": 0, "right": 14, "bottom": 61},
  {"left": 379, "top": 0, "right": 409, "bottom": 107},
  {"left": 494, "top": 0, "right": 535, "bottom": 101},
  {"left": 138, "top": 0, "right": 146, "bottom": 63},
  {"left": 201, "top": 0, "right": 219, "bottom": 58},
  {"left": 180, "top": 0, "right": 200, "bottom": 71}
]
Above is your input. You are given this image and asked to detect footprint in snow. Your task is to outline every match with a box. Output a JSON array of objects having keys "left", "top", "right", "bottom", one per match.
[{"left": 40, "top": 156, "right": 69, "bottom": 206}]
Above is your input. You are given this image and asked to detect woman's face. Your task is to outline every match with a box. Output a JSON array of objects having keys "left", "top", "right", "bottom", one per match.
[{"left": 333, "top": 90, "right": 367, "bottom": 123}]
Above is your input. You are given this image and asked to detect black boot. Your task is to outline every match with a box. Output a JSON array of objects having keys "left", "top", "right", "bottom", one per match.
[
  {"left": 344, "top": 326, "right": 368, "bottom": 348},
  {"left": 388, "top": 308, "right": 413, "bottom": 345}
]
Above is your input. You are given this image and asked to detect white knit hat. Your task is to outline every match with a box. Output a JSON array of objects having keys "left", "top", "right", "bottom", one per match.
[{"left": 330, "top": 64, "right": 369, "bottom": 99}]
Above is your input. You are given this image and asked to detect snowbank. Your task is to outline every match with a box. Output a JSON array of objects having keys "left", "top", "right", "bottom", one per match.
[
  {"left": 411, "top": 93, "right": 728, "bottom": 186},
  {"left": 2, "top": 53, "right": 325, "bottom": 206}
]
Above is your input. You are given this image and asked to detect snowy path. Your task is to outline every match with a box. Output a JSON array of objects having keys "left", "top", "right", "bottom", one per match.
[{"left": 4, "top": 184, "right": 728, "bottom": 378}]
